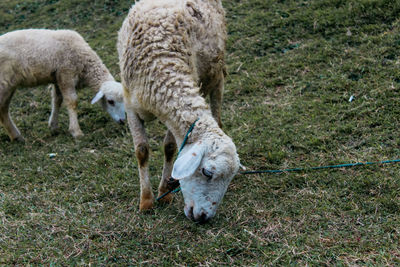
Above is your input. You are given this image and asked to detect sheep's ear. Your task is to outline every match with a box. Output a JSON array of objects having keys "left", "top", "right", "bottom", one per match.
[
  {"left": 172, "top": 144, "right": 205, "bottom": 180},
  {"left": 91, "top": 91, "right": 105, "bottom": 104}
]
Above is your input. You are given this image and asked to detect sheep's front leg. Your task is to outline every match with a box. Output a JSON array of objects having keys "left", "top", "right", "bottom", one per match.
[
  {"left": 210, "top": 72, "right": 224, "bottom": 128},
  {"left": 58, "top": 78, "right": 83, "bottom": 138},
  {"left": 0, "top": 88, "right": 23, "bottom": 142},
  {"left": 48, "top": 84, "right": 63, "bottom": 132},
  {"left": 157, "top": 130, "right": 177, "bottom": 203},
  {"left": 62, "top": 88, "right": 83, "bottom": 138},
  {"left": 126, "top": 109, "right": 154, "bottom": 210}
]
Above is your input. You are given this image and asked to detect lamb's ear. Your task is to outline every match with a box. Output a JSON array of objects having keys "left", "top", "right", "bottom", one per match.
[
  {"left": 172, "top": 144, "right": 205, "bottom": 180},
  {"left": 91, "top": 91, "right": 105, "bottom": 104}
]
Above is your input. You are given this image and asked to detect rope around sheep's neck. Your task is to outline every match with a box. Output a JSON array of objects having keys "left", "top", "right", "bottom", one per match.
[{"left": 178, "top": 119, "right": 199, "bottom": 155}]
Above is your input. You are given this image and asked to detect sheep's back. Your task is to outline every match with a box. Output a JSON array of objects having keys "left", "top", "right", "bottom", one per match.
[
  {"left": 0, "top": 29, "right": 86, "bottom": 87},
  {"left": 119, "top": 0, "right": 226, "bottom": 110}
]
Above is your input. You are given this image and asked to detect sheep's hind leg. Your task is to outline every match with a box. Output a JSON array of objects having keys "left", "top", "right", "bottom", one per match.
[
  {"left": 48, "top": 84, "right": 63, "bottom": 133},
  {"left": 126, "top": 109, "right": 154, "bottom": 210},
  {"left": 157, "top": 130, "right": 177, "bottom": 203},
  {"left": 0, "top": 87, "right": 23, "bottom": 142}
]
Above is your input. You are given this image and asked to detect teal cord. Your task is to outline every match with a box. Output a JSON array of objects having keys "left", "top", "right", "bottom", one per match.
[
  {"left": 157, "top": 119, "right": 400, "bottom": 201},
  {"left": 240, "top": 159, "right": 400, "bottom": 175},
  {"left": 156, "top": 119, "right": 199, "bottom": 201},
  {"left": 158, "top": 156, "right": 400, "bottom": 200},
  {"left": 177, "top": 119, "right": 199, "bottom": 154},
  {"left": 156, "top": 187, "right": 182, "bottom": 202}
]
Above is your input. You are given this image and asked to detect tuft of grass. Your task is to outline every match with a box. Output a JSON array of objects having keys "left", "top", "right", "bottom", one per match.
[{"left": 1, "top": 0, "right": 400, "bottom": 265}]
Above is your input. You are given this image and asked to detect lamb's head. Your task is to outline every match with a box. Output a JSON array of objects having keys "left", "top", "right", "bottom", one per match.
[
  {"left": 172, "top": 136, "right": 240, "bottom": 223},
  {"left": 91, "top": 81, "right": 126, "bottom": 124}
]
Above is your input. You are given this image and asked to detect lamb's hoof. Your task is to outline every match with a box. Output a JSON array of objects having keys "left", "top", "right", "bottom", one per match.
[
  {"left": 12, "top": 135, "right": 25, "bottom": 143},
  {"left": 49, "top": 121, "right": 59, "bottom": 130},
  {"left": 139, "top": 198, "right": 154, "bottom": 211},
  {"left": 71, "top": 130, "right": 84, "bottom": 139},
  {"left": 49, "top": 126, "right": 60, "bottom": 135}
]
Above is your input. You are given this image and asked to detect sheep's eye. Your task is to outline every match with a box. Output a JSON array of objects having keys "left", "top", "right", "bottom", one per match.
[
  {"left": 107, "top": 99, "right": 115, "bottom": 106},
  {"left": 202, "top": 168, "right": 213, "bottom": 180}
]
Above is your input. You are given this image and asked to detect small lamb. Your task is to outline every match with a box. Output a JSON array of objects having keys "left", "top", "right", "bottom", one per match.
[
  {"left": 118, "top": 0, "right": 240, "bottom": 223},
  {"left": 0, "top": 29, "right": 125, "bottom": 141}
]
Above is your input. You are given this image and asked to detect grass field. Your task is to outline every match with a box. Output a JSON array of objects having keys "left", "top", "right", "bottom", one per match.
[{"left": 1, "top": 0, "right": 400, "bottom": 265}]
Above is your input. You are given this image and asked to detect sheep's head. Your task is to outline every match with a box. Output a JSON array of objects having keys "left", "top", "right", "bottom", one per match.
[
  {"left": 91, "top": 81, "right": 126, "bottom": 124},
  {"left": 172, "top": 136, "right": 240, "bottom": 223}
]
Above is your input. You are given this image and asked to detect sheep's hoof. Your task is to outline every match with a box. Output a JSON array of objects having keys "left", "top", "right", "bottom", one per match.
[
  {"left": 70, "top": 130, "right": 84, "bottom": 138},
  {"left": 49, "top": 126, "right": 60, "bottom": 135},
  {"left": 12, "top": 135, "right": 25, "bottom": 143},
  {"left": 49, "top": 122, "right": 59, "bottom": 130},
  {"left": 139, "top": 198, "right": 154, "bottom": 211}
]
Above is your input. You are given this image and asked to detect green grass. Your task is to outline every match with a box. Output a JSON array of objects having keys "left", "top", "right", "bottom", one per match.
[{"left": 1, "top": 0, "right": 400, "bottom": 265}]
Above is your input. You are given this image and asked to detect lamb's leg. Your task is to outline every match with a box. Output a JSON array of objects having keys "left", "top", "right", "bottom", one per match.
[
  {"left": 48, "top": 84, "right": 63, "bottom": 132},
  {"left": 210, "top": 72, "right": 224, "bottom": 128},
  {"left": 157, "top": 130, "right": 177, "bottom": 203},
  {"left": 58, "top": 80, "right": 83, "bottom": 138},
  {"left": 63, "top": 89, "right": 83, "bottom": 138},
  {"left": 126, "top": 109, "right": 154, "bottom": 210},
  {"left": 0, "top": 87, "right": 23, "bottom": 142}
]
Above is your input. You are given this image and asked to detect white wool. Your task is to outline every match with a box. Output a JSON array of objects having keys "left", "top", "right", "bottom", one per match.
[
  {"left": 0, "top": 29, "right": 125, "bottom": 140},
  {"left": 118, "top": 0, "right": 240, "bottom": 222}
]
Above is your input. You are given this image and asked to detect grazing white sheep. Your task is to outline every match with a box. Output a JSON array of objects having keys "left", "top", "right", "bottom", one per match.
[
  {"left": 118, "top": 0, "right": 240, "bottom": 223},
  {"left": 0, "top": 29, "right": 125, "bottom": 141}
]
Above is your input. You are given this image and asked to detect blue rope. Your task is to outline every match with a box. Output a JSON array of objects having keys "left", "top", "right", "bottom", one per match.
[
  {"left": 157, "top": 119, "right": 400, "bottom": 201},
  {"left": 156, "top": 119, "right": 199, "bottom": 201},
  {"left": 240, "top": 159, "right": 400, "bottom": 175},
  {"left": 156, "top": 187, "right": 181, "bottom": 201},
  {"left": 158, "top": 156, "right": 400, "bottom": 200},
  {"left": 177, "top": 119, "right": 199, "bottom": 155}
]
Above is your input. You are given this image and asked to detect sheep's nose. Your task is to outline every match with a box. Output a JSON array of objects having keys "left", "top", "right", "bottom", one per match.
[
  {"left": 195, "top": 212, "right": 209, "bottom": 224},
  {"left": 186, "top": 206, "right": 210, "bottom": 224}
]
